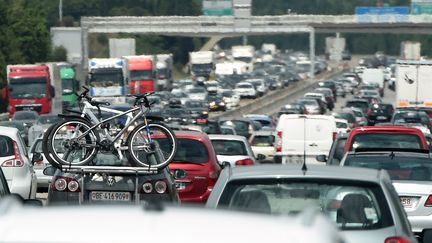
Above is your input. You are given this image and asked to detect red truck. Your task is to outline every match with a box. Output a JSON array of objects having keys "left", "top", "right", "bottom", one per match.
[
  {"left": 2, "top": 65, "right": 55, "bottom": 117},
  {"left": 123, "top": 55, "right": 155, "bottom": 94}
]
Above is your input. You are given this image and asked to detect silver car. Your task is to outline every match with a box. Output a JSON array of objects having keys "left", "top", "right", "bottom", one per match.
[
  {"left": 209, "top": 134, "right": 262, "bottom": 167},
  {"left": 207, "top": 165, "right": 416, "bottom": 243}
]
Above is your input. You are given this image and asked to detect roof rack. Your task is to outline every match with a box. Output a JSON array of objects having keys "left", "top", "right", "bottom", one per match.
[
  {"left": 57, "top": 165, "right": 160, "bottom": 175},
  {"left": 353, "top": 147, "right": 430, "bottom": 154}
]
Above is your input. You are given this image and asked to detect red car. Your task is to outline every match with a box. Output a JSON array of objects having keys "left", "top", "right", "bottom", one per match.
[
  {"left": 344, "top": 126, "right": 429, "bottom": 152},
  {"left": 168, "top": 130, "right": 221, "bottom": 204}
]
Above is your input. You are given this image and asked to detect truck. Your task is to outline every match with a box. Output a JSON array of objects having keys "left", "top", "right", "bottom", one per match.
[
  {"left": 400, "top": 41, "right": 421, "bottom": 60},
  {"left": 361, "top": 68, "right": 385, "bottom": 97},
  {"left": 231, "top": 45, "right": 254, "bottom": 73},
  {"left": 215, "top": 61, "right": 249, "bottom": 77},
  {"left": 3, "top": 65, "right": 56, "bottom": 117},
  {"left": 396, "top": 60, "right": 432, "bottom": 109},
  {"left": 189, "top": 51, "right": 215, "bottom": 80},
  {"left": 156, "top": 54, "right": 173, "bottom": 91},
  {"left": 87, "top": 58, "right": 126, "bottom": 104},
  {"left": 325, "top": 37, "right": 346, "bottom": 61},
  {"left": 123, "top": 55, "right": 156, "bottom": 94},
  {"left": 261, "top": 43, "right": 276, "bottom": 55},
  {"left": 58, "top": 63, "right": 80, "bottom": 109}
]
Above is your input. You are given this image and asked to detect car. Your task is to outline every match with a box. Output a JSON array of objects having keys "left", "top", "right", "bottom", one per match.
[
  {"left": 340, "top": 149, "right": 432, "bottom": 241},
  {"left": 278, "top": 103, "right": 307, "bottom": 116},
  {"left": 242, "top": 114, "right": 274, "bottom": 129},
  {"left": 220, "top": 125, "right": 236, "bottom": 135},
  {"left": 219, "top": 118, "right": 262, "bottom": 139},
  {"left": 209, "top": 134, "right": 261, "bottom": 167},
  {"left": 297, "top": 98, "right": 323, "bottom": 115},
  {"left": 316, "top": 133, "right": 348, "bottom": 166},
  {"left": 166, "top": 130, "right": 221, "bottom": 204},
  {"left": 207, "top": 94, "right": 226, "bottom": 112},
  {"left": 245, "top": 78, "right": 267, "bottom": 97},
  {"left": 27, "top": 114, "right": 65, "bottom": 146},
  {"left": 334, "top": 82, "right": 346, "bottom": 98},
  {"left": 332, "top": 111, "right": 357, "bottom": 129},
  {"left": 184, "top": 100, "right": 209, "bottom": 119},
  {"left": 302, "top": 95, "right": 327, "bottom": 114},
  {"left": 28, "top": 137, "right": 52, "bottom": 191},
  {"left": 45, "top": 152, "right": 178, "bottom": 205},
  {"left": 392, "top": 110, "right": 432, "bottom": 133},
  {"left": 207, "top": 164, "right": 417, "bottom": 243},
  {"left": 317, "top": 80, "right": 337, "bottom": 101},
  {"left": 234, "top": 82, "right": 258, "bottom": 99},
  {"left": 188, "top": 87, "right": 208, "bottom": 101},
  {"left": 0, "top": 126, "right": 37, "bottom": 199},
  {"left": 367, "top": 103, "right": 394, "bottom": 125},
  {"left": 163, "top": 107, "right": 190, "bottom": 125},
  {"left": 11, "top": 110, "right": 39, "bottom": 129},
  {"left": 0, "top": 196, "right": 344, "bottom": 243},
  {"left": 274, "top": 114, "right": 337, "bottom": 164},
  {"left": 345, "top": 99, "right": 369, "bottom": 114},
  {"left": 220, "top": 89, "right": 240, "bottom": 109},
  {"left": 314, "top": 87, "right": 335, "bottom": 111},
  {"left": 344, "top": 107, "right": 368, "bottom": 127},
  {"left": 342, "top": 49, "right": 351, "bottom": 60},
  {"left": 335, "top": 118, "right": 350, "bottom": 134},
  {"left": 344, "top": 126, "right": 429, "bottom": 153},
  {"left": 248, "top": 130, "right": 276, "bottom": 163}
]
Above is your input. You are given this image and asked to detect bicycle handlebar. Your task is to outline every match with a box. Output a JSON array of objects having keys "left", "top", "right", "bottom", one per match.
[{"left": 76, "top": 86, "right": 92, "bottom": 102}]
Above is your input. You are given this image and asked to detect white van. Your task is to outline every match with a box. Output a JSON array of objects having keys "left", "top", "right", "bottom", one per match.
[
  {"left": 361, "top": 68, "right": 384, "bottom": 97},
  {"left": 274, "top": 115, "right": 337, "bottom": 164}
]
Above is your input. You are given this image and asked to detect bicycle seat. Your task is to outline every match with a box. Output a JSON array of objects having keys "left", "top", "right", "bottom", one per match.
[{"left": 90, "top": 100, "right": 111, "bottom": 107}]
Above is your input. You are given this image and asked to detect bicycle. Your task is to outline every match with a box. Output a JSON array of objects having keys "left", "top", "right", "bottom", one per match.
[{"left": 43, "top": 86, "right": 177, "bottom": 168}]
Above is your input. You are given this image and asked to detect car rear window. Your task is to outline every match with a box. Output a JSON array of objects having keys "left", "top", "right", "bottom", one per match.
[
  {"left": 251, "top": 135, "right": 274, "bottom": 146},
  {"left": 0, "top": 136, "right": 14, "bottom": 157},
  {"left": 346, "top": 101, "right": 368, "bottom": 109},
  {"left": 351, "top": 134, "right": 422, "bottom": 150},
  {"left": 344, "top": 155, "right": 432, "bottom": 181},
  {"left": 218, "top": 179, "right": 393, "bottom": 230},
  {"left": 220, "top": 121, "right": 249, "bottom": 134},
  {"left": 164, "top": 138, "right": 209, "bottom": 164},
  {"left": 212, "top": 140, "right": 248, "bottom": 156}
]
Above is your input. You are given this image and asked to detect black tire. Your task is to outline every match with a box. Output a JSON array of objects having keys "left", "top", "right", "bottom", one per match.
[
  {"left": 41, "top": 124, "right": 63, "bottom": 169},
  {"left": 48, "top": 118, "right": 99, "bottom": 166},
  {"left": 127, "top": 122, "right": 177, "bottom": 168}
]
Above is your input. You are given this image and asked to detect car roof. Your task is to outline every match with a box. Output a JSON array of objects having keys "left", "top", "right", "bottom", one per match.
[
  {"left": 226, "top": 164, "right": 384, "bottom": 184},
  {"left": 173, "top": 130, "right": 209, "bottom": 140},
  {"left": 350, "top": 126, "right": 423, "bottom": 134},
  {"left": 0, "top": 126, "right": 20, "bottom": 137},
  {"left": 209, "top": 134, "right": 248, "bottom": 142}
]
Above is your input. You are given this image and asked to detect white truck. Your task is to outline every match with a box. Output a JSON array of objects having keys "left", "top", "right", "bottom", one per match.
[
  {"left": 155, "top": 54, "right": 173, "bottom": 91},
  {"left": 396, "top": 60, "right": 432, "bottom": 108},
  {"left": 215, "top": 61, "right": 249, "bottom": 77},
  {"left": 261, "top": 43, "right": 276, "bottom": 55},
  {"left": 231, "top": 45, "right": 254, "bottom": 73},
  {"left": 361, "top": 68, "right": 385, "bottom": 97},
  {"left": 400, "top": 41, "right": 421, "bottom": 60},
  {"left": 87, "top": 58, "right": 127, "bottom": 104},
  {"left": 189, "top": 51, "right": 215, "bottom": 80},
  {"left": 325, "top": 37, "right": 346, "bottom": 61}
]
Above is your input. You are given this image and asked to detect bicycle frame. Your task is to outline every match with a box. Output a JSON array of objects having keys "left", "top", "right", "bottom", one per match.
[{"left": 75, "top": 100, "right": 149, "bottom": 147}]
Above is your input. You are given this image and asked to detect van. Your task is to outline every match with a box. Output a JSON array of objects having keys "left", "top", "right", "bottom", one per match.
[
  {"left": 274, "top": 115, "right": 337, "bottom": 164},
  {"left": 361, "top": 68, "right": 384, "bottom": 97}
]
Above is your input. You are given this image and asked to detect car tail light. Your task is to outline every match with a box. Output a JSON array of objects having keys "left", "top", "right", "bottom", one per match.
[
  {"left": 332, "top": 132, "right": 337, "bottom": 141},
  {"left": 141, "top": 180, "right": 169, "bottom": 194},
  {"left": 235, "top": 158, "right": 254, "bottom": 166},
  {"left": 1, "top": 141, "right": 24, "bottom": 167},
  {"left": 384, "top": 236, "right": 411, "bottom": 243},
  {"left": 276, "top": 131, "right": 283, "bottom": 152},
  {"left": 51, "top": 176, "right": 80, "bottom": 192},
  {"left": 425, "top": 195, "right": 432, "bottom": 207}
]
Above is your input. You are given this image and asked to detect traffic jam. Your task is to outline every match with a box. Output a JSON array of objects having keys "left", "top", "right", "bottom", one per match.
[{"left": 0, "top": 39, "right": 431, "bottom": 242}]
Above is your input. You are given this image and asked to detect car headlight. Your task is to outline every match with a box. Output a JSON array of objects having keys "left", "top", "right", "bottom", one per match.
[
  {"left": 210, "top": 101, "right": 216, "bottom": 106},
  {"left": 203, "top": 111, "right": 208, "bottom": 115},
  {"left": 219, "top": 102, "right": 225, "bottom": 106}
]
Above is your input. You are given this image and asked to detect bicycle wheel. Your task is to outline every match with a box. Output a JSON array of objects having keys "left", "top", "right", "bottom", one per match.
[
  {"left": 127, "top": 122, "right": 177, "bottom": 168},
  {"left": 48, "top": 118, "right": 99, "bottom": 166},
  {"left": 41, "top": 124, "right": 62, "bottom": 169}
]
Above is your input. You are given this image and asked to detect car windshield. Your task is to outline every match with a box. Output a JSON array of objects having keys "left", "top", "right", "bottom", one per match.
[
  {"left": 190, "top": 88, "right": 206, "bottom": 94},
  {"left": 344, "top": 155, "right": 432, "bottom": 181},
  {"left": 160, "top": 138, "right": 208, "bottom": 164},
  {"left": 351, "top": 134, "right": 422, "bottom": 150},
  {"left": 13, "top": 112, "right": 38, "bottom": 120},
  {"left": 185, "top": 101, "right": 204, "bottom": 108},
  {"left": 237, "top": 84, "right": 252, "bottom": 89},
  {"left": 393, "top": 112, "right": 429, "bottom": 125},
  {"left": 334, "top": 113, "right": 356, "bottom": 123},
  {"left": 10, "top": 78, "right": 47, "bottom": 99},
  {"left": 251, "top": 135, "right": 274, "bottom": 146},
  {"left": 212, "top": 140, "right": 248, "bottom": 156},
  {"left": 218, "top": 179, "right": 393, "bottom": 230},
  {"left": 130, "top": 70, "right": 153, "bottom": 80},
  {"left": 221, "top": 120, "right": 249, "bottom": 134}
]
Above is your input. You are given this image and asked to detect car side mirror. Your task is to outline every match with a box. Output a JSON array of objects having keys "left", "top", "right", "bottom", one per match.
[
  {"left": 31, "top": 152, "right": 43, "bottom": 165},
  {"left": 256, "top": 154, "right": 266, "bottom": 161},
  {"left": 43, "top": 166, "right": 56, "bottom": 176},
  {"left": 316, "top": 154, "right": 327, "bottom": 163}
]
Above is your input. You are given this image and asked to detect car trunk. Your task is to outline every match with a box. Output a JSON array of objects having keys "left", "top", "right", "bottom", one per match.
[
  {"left": 393, "top": 181, "right": 432, "bottom": 217},
  {"left": 169, "top": 163, "right": 209, "bottom": 200}
]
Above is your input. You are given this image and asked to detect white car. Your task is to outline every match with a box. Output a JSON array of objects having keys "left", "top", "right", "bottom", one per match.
[
  {"left": 234, "top": 82, "right": 257, "bottom": 99},
  {"left": 0, "top": 126, "right": 37, "bottom": 199},
  {"left": 335, "top": 118, "right": 350, "bottom": 134},
  {"left": 304, "top": 92, "right": 327, "bottom": 104},
  {"left": 248, "top": 130, "right": 276, "bottom": 163},
  {"left": 245, "top": 78, "right": 268, "bottom": 96},
  {"left": 209, "top": 134, "right": 261, "bottom": 167},
  {"left": 221, "top": 89, "right": 240, "bottom": 109}
]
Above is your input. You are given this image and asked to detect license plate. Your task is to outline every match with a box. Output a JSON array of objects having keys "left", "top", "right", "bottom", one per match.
[
  {"left": 377, "top": 116, "right": 387, "bottom": 120},
  {"left": 175, "top": 182, "right": 186, "bottom": 190},
  {"left": 91, "top": 191, "right": 131, "bottom": 202},
  {"left": 400, "top": 197, "right": 414, "bottom": 208}
]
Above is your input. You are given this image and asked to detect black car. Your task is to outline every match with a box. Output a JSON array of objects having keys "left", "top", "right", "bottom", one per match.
[
  {"left": 317, "top": 80, "right": 337, "bottom": 102},
  {"left": 367, "top": 103, "right": 394, "bottom": 125},
  {"left": 184, "top": 100, "right": 209, "bottom": 119},
  {"left": 316, "top": 133, "right": 348, "bottom": 166},
  {"left": 345, "top": 98, "right": 369, "bottom": 114},
  {"left": 207, "top": 94, "right": 226, "bottom": 112},
  {"left": 163, "top": 107, "right": 190, "bottom": 125}
]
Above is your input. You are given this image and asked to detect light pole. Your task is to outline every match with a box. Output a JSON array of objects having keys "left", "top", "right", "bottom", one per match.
[{"left": 59, "top": 0, "right": 63, "bottom": 23}]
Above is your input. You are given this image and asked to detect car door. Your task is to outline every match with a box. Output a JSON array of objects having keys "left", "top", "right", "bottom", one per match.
[{"left": 305, "top": 117, "right": 335, "bottom": 156}]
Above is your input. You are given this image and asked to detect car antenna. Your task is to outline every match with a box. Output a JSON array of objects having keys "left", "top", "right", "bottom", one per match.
[
  {"left": 389, "top": 151, "right": 395, "bottom": 160},
  {"left": 302, "top": 116, "right": 307, "bottom": 175}
]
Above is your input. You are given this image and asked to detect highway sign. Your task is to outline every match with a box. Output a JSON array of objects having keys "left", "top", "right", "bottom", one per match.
[
  {"left": 355, "top": 7, "right": 409, "bottom": 23},
  {"left": 203, "top": 0, "right": 233, "bottom": 16},
  {"left": 412, "top": 0, "right": 432, "bottom": 14}
]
